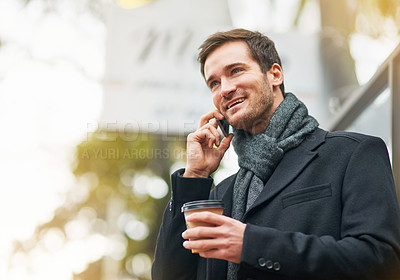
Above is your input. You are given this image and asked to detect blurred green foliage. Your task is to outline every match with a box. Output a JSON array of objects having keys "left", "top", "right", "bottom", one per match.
[
  {"left": 13, "top": 131, "right": 187, "bottom": 279},
  {"left": 74, "top": 131, "right": 186, "bottom": 279}
]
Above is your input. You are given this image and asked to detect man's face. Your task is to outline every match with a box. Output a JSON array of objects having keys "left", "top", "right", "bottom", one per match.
[{"left": 204, "top": 41, "right": 282, "bottom": 134}]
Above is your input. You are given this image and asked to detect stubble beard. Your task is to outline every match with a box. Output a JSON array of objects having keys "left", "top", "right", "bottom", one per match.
[{"left": 229, "top": 76, "right": 274, "bottom": 134}]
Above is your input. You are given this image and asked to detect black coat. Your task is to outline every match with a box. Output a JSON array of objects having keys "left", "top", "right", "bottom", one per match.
[{"left": 152, "top": 128, "right": 400, "bottom": 279}]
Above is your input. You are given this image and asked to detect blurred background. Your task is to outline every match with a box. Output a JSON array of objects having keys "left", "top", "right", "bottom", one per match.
[{"left": 0, "top": 0, "right": 399, "bottom": 279}]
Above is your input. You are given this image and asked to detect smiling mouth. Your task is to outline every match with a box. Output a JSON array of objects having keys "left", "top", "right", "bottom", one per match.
[{"left": 227, "top": 98, "right": 245, "bottom": 109}]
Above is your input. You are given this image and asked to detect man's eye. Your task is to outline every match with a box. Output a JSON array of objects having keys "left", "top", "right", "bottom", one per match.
[
  {"left": 210, "top": 81, "right": 219, "bottom": 89},
  {"left": 232, "top": 68, "right": 242, "bottom": 74}
]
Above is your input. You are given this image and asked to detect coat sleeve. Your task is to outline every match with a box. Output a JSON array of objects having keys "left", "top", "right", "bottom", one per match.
[
  {"left": 151, "top": 169, "right": 213, "bottom": 280},
  {"left": 238, "top": 136, "right": 400, "bottom": 280}
]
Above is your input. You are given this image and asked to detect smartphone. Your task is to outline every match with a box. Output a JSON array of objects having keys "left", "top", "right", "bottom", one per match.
[{"left": 216, "top": 118, "right": 230, "bottom": 138}]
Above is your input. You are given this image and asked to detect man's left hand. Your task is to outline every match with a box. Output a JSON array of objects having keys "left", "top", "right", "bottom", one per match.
[{"left": 182, "top": 212, "right": 246, "bottom": 263}]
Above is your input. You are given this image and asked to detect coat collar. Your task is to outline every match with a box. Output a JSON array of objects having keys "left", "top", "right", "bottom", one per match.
[
  {"left": 216, "top": 128, "right": 327, "bottom": 220},
  {"left": 243, "top": 128, "right": 326, "bottom": 219}
]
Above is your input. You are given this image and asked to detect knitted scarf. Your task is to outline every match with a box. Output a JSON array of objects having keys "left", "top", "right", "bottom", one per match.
[{"left": 227, "top": 92, "right": 318, "bottom": 279}]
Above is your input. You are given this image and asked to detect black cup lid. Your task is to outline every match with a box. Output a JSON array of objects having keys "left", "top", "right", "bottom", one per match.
[{"left": 181, "top": 200, "right": 224, "bottom": 212}]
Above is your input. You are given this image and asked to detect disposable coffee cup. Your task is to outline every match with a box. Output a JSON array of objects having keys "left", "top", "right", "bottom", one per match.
[{"left": 181, "top": 200, "right": 224, "bottom": 253}]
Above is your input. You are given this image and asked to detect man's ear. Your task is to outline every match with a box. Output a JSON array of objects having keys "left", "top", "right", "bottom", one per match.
[{"left": 267, "top": 63, "right": 283, "bottom": 87}]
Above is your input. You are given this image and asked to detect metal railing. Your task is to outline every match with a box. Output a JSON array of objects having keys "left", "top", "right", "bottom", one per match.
[{"left": 327, "top": 43, "right": 400, "bottom": 201}]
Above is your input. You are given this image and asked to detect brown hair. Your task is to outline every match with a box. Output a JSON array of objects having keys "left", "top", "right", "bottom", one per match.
[{"left": 198, "top": 28, "right": 285, "bottom": 94}]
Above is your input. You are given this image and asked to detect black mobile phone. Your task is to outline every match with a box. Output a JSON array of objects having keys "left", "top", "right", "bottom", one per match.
[{"left": 216, "top": 119, "right": 230, "bottom": 138}]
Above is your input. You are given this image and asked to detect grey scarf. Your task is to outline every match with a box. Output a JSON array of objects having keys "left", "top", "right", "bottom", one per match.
[{"left": 227, "top": 92, "right": 318, "bottom": 279}]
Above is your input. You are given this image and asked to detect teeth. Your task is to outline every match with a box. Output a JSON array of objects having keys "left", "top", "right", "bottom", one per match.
[{"left": 228, "top": 98, "right": 244, "bottom": 109}]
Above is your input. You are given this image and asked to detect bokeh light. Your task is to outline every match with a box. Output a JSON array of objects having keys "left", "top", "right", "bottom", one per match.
[{"left": 126, "top": 253, "right": 152, "bottom": 278}]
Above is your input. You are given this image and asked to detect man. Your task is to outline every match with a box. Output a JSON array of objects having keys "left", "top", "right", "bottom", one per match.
[{"left": 152, "top": 29, "right": 400, "bottom": 279}]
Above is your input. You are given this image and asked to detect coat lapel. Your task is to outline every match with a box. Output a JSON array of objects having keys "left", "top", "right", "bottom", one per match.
[{"left": 243, "top": 128, "right": 326, "bottom": 219}]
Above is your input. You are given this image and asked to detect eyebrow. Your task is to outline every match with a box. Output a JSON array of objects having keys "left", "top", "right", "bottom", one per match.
[{"left": 205, "top": 62, "right": 246, "bottom": 86}]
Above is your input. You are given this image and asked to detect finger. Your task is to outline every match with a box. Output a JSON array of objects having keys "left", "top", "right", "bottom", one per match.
[
  {"left": 183, "top": 238, "right": 222, "bottom": 252},
  {"left": 207, "top": 122, "right": 222, "bottom": 145},
  {"left": 197, "top": 123, "right": 221, "bottom": 147},
  {"left": 205, "top": 128, "right": 219, "bottom": 149},
  {"left": 184, "top": 226, "right": 222, "bottom": 241},
  {"left": 215, "top": 134, "right": 233, "bottom": 152},
  {"left": 198, "top": 111, "right": 217, "bottom": 129},
  {"left": 198, "top": 110, "right": 224, "bottom": 129},
  {"left": 184, "top": 235, "right": 240, "bottom": 263},
  {"left": 209, "top": 118, "right": 219, "bottom": 129},
  {"left": 185, "top": 211, "right": 227, "bottom": 226},
  {"left": 190, "top": 126, "right": 219, "bottom": 148}
]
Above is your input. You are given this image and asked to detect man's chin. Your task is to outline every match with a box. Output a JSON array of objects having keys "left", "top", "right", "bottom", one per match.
[
  {"left": 227, "top": 119, "right": 246, "bottom": 131},
  {"left": 229, "top": 118, "right": 270, "bottom": 134}
]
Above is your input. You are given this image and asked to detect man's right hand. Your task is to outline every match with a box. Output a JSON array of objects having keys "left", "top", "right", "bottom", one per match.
[{"left": 183, "top": 111, "right": 234, "bottom": 178}]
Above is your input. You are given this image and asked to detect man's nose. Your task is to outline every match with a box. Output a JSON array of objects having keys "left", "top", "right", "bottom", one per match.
[{"left": 220, "top": 78, "right": 236, "bottom": 97}]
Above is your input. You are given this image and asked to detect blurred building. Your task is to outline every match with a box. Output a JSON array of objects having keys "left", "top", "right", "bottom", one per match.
[{"left": 101, "top": 0, "right": 331, "bottom": 136}]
